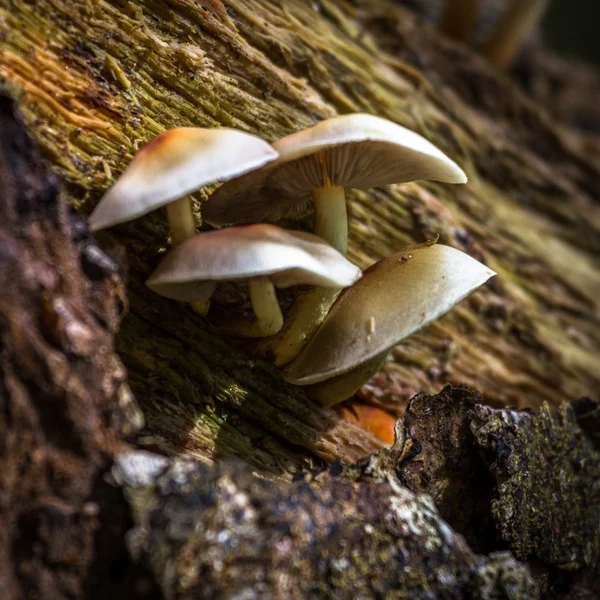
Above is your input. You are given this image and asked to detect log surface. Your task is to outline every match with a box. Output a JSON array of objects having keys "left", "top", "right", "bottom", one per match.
[
  {"left": 115, "top": 385, "right": 599, "bottom": 599},
  {"left": 1, "top": 0, "right": 598, "bottom": 475}
]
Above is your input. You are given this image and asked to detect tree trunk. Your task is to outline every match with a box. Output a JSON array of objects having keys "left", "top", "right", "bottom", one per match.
[
  {"left": 0, "top": 0, "right": 599, "bottom": 597},
  {"left": 0, "top": 94, "right": 145, "bottom": 600}
]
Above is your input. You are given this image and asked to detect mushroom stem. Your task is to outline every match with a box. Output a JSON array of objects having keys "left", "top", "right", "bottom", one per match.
[
  {"left": 313, "top": 186, "right": 348, "bottom": 255},
  {"left": 439, "top": 0, "right": 480, "bottom": 42},
  {"left": 166, "top": 197, "right": 210, "bottom": 314},
  {"left": 191, "top": 299, "right": 211, "bottom": 316},
  {"left": 261, "top": 286, "right": 342, "bottom": 366},
  {"left": 166, "top": 196, "right": 197, "bottom": 246},
  {"left": 249, "top": 276, "right": 284, "bottom": 337},
  {"left": 481, "top": 0, "right": 549, "bottom": 69},
  {"left": 189, "top": 281, "right": 216, "bottom": 317},
  {"left": 214, "top": 278, "right": 283, "bottom": 338},
  {"left": 301, "top": 350, "right": 388, "bottom": 407}
]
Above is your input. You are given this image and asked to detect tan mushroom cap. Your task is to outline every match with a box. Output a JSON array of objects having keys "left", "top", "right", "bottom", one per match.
[
  {"left": 285, "top": 243, "right": 495, "bottom": 385},
  {"left": 146, "top": 224, "right": 363, "bottom": 302},
  {"left": 89, "top": 128, "right": 278, "bottom": 231},
  {"left": 203, "top": 113, "right": 467, "bottom": 225}
]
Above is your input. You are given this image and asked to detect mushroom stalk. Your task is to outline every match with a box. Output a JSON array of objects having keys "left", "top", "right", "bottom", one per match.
[
  {"left": 166, "top": 196, "right": 197, "bottom": 246},
  {"left": 214, "top": 278, "right": 283, "bottom": 338},
  {"left": 191, "top": 300, "right": 211, "bottom": 317},
  {"left": 481, "top": 0, "right": 549, "bottom": 69},
  {"left": 439, "top": 0, "right": 480, "bottom": 42},
  {"left": 261, "top": 286, "right": 342, "bottom": 366},
  {"left": 166, "top": 197, "right": 210, "bottom": 315},
  {"left": 313, "top": 186, "right": 348, "bottom": 255},
  {"left": 249, "top": 277, "right": 284, "bottom": 337},
  {"left": 303, "top": 350, "right": 388, "bottom": 407},
  {"left": 189, "top": 281, "right": 216, "bottom": 317}
]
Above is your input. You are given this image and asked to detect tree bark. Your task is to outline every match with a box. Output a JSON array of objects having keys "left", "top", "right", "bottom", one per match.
[
  {"left": 114, "top": 385, "right": 598, "bottom": 599},
  {"left": 0, "top": 95, "right": 145, "bottom": 600}
]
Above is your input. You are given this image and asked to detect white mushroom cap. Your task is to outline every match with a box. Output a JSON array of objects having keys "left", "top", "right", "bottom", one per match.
[
  {"left": 203, "top": 113, "right": 467, "bottom": 225},
  {"left": 89, "top": 128, "right": 279, "bottom": 231},
  {"left": 285, "top": 243, "right": 495, "bottom": 385},
  {"left": 146, "top": 224, "right": 363, "bottom": 302}
]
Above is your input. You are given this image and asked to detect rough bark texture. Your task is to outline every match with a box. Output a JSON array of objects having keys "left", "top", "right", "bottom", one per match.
[
  {"left": 115, "top": 449, "right": 538, "bottom": 599},
  {"left": 395, "top": 386, "right": 600, "bottom": 598},
  {"left": 113, "top": 386, "right": 599, "bottom": 599},
  {"left": 0, "top": 95, "right": 146, "bottom": 599}
]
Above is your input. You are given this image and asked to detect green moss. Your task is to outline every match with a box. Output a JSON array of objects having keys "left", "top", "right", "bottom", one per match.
[{"left": 472, "top": 402, "right": 600, "bottom": 568}]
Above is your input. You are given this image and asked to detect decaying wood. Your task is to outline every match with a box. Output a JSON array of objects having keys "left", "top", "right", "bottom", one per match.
[
  {"left": 115, "top": 452, "right": 539, "bottom": 599},
  {"left": 114, "top": 385, "right": 598, "bottom": 599},
  {"left": 1, "top": 0, "right": 598, "bottom": 474}
]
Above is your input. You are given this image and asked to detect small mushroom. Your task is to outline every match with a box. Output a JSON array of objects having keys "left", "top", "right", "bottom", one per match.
[
  {"left": 146, "top": 224, "right": 362, "bottom": 338},
  {"left": 89, "top": 127, "right": 277, "bottom": 315},
  {"left": 439, "top": 0, "right": 480, "bottom": 43},
  {"left": 284, "top": 243, "right": 495, "bottom": 406},
  {"left": 88, "top": 127, "right": 278, "bottom": 244},
  {"left": 203, "top": 114, "right": 467, "bottom": 255},
  {"left": 481, "top": 0, "right": 549, "bottom": 69}
]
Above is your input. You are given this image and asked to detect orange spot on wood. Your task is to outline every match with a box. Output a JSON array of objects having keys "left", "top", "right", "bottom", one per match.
[{"left": 337, "top": 402, "right": 396, "bottom": 445}]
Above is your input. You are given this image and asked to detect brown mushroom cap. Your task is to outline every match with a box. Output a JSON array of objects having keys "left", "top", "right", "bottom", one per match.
[
  {"left": 146, "top": 224, "right": 362, "bottom": 302},
  {"left": 203, "top": 113, "right": 467, "bottom": 225},
  {"left": 284, "top": 243, "right": 495, "bottom": 385},
  {"left": 89, "top": 128, "right": 278, "bottom": 231}
]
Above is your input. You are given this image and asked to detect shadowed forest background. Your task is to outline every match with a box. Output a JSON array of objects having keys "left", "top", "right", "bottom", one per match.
[{"left": 545, "top": 0, "right": 600, "bottom": 65}]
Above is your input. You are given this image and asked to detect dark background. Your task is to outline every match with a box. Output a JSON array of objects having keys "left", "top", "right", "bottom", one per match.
[{"left": 544, "top": 0, "right": 600, "bottom": 65}]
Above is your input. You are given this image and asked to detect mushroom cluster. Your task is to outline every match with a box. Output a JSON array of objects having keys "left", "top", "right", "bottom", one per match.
[
  {"left": 89, "top": 114, "right": 495, "bottom": 406},
  {"left": 146, "top": 224, "right": 362, "bottom": 338}
]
